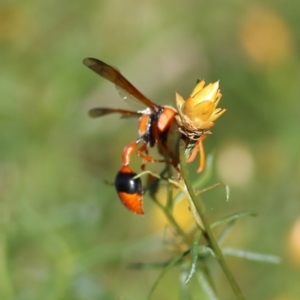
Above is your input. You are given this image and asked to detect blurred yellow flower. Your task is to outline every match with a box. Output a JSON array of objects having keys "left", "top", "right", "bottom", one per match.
[
  {"left": 239, "top": 6, "right": 294, "bottom": 66},
  {"left": 287, "top": 217, "right": 300, "bottom": 266},
  {"left": 175, "top": 80, "right": 226, "bottom": 137}
]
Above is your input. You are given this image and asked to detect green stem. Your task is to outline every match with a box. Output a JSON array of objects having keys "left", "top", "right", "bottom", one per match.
[
  {"left": 178, "top": 139, "right": 245, "bottom": 300},
  {"left": 166, "top": 164, "right": 174, "bottom": 209}
]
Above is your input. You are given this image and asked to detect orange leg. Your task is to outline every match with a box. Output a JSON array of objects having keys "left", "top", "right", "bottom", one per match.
[
  {"left": 186, "top": 135, "right": 207, "bottom": 173},
  {"left": 187, "top": 142, "right": 199, "bottom": 163},
  {"left": 196, "top": 135, "right": 206, "bottom": 173},
  {"left": 122, "top": 140, "right": 139, "bottom": 165},
  {"left": 137, "top": 143, "right": 168, "bottom": 170},
  {"left": 122, "top": 140, "right": 167, "bottom": 170}
]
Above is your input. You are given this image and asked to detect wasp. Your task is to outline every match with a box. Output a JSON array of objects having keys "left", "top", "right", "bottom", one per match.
[
  {"left": 83, "top": 58, "right": 182, "bottom": 215},
  {"left": 83, "top": 58, "right": 226, "bottom": 215}
]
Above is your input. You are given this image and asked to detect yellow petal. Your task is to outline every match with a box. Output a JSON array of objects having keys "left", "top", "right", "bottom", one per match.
[
  {"left": 210, "top": 108, "right": 226, "bottom": 122},
  {"left": 182, "top": 95, "right": 197, "bottom": 115},
  {"left": 193, "top": 81, "right": 219, "bottom": 104},
  {"left": 193, "top": 101, "right": 215, "bottom": 121},
  {"left": 193, "top": 119, "right": 214, "bottom": 130},
  {"left": 175, "top": 115, "right": 183, "bottom": 126},
  {"left": 191, "top": 80, "right": 206, "bottom": 97},
  {"left": 175, "top": 92, "right": 185, "bottom": 111},
  {"left": 213, "top": 93, "right": 222, "bottom": 106}
]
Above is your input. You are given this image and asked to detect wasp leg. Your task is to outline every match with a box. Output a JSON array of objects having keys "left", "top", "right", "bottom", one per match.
[
  {"left": 121, "top": 140, "right": 141, "bottom": 165},
  {"left": 196, "top": 135, "right": 207, "bottom": 173},
  {"left": 186, "top": 135, "right": 207, "bottom": 173},
  {"left": 136, "top": 143, "right": 167, "bottom": 170},
  {"left": 187, "top": 141, "right": 199, "bottom": 163}
]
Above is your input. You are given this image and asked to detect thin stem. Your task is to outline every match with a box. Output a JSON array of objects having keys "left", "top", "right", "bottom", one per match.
[
  {"left": 178, "top": 139, "right": 245, "bottom": 300},
  {"left": 166, "top": 164, "right": 174, "bottom": 209}
]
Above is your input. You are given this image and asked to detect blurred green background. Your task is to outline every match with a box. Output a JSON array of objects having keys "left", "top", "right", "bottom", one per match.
[{"left": 1, "top": 0, "right": 300, "bottom": 299}]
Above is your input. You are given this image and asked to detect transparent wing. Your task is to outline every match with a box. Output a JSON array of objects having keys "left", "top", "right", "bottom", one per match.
[
  {"left": 83, "top": 58, "right": 159, "bottom": 112},
  {"left": 88, "top": 107, "right": 142, "bottom": 119}
]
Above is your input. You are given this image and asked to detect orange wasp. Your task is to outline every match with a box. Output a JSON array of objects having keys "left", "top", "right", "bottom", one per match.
[{"left": 83, "top": 58, "right": 181, "bottom": 215}]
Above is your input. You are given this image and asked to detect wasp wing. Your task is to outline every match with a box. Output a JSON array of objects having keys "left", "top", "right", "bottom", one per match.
[
  {"left": 83, "top": 58, "right": 159, "bottom": 112},
  {"left": 88, "top": 107, "right": 142, "bottom": 119}
]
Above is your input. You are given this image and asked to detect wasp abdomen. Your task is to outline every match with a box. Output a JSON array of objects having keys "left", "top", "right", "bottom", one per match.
[{"left": 115, "top": 166, "right": 144, "bottom": 214}]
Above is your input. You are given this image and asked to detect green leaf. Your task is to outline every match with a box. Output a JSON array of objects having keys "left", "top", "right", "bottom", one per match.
[
  {"left": 185, "top": 230, "right": 202, "bottom": 284},
  {"left": 179, "top": 264, "right": 192, "bottom": 300},
  {"left": 225, "top": 184, "right": 230, "bottom": 201},
  {"left": 211, "top": 210, "right": 258, "bottom": 229},
  {"left": 196, "top": 269, "right": 219, "bottom": 300},
  {"left": 196, "top": 182, "right": 229, "bottom": 199},
  {"left": 172, "top": 154, "right": 215, "bottom": 205},
  {"left": 179, "top": 139, "right": 246, "bottom": 299},
  {"left": 216, "top": 219, "right": 236, "bottom": 246},
  {"left": 212, "top": 211, "right": 257, "bottom": 246},
  {"left": 222, "top": 248, "right": 281, "bottom": 264}
]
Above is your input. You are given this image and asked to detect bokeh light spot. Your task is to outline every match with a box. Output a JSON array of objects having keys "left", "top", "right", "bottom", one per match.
[
  {"left": 217, "top": 142, "right": 254, "bottom": 187},
  {"left": 287, "top": 217, "right": 300, "bottom": 266},
  {"left": 239, "top": 6, "right": 294, "bottom": 66}
]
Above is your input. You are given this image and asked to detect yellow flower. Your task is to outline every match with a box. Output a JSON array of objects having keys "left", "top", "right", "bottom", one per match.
[
  {"left": 175, "top": 80, "right": 226, "bottom": 173},
  {"left": 175, "top": 80, "right": 226, "bottom": 135}
]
